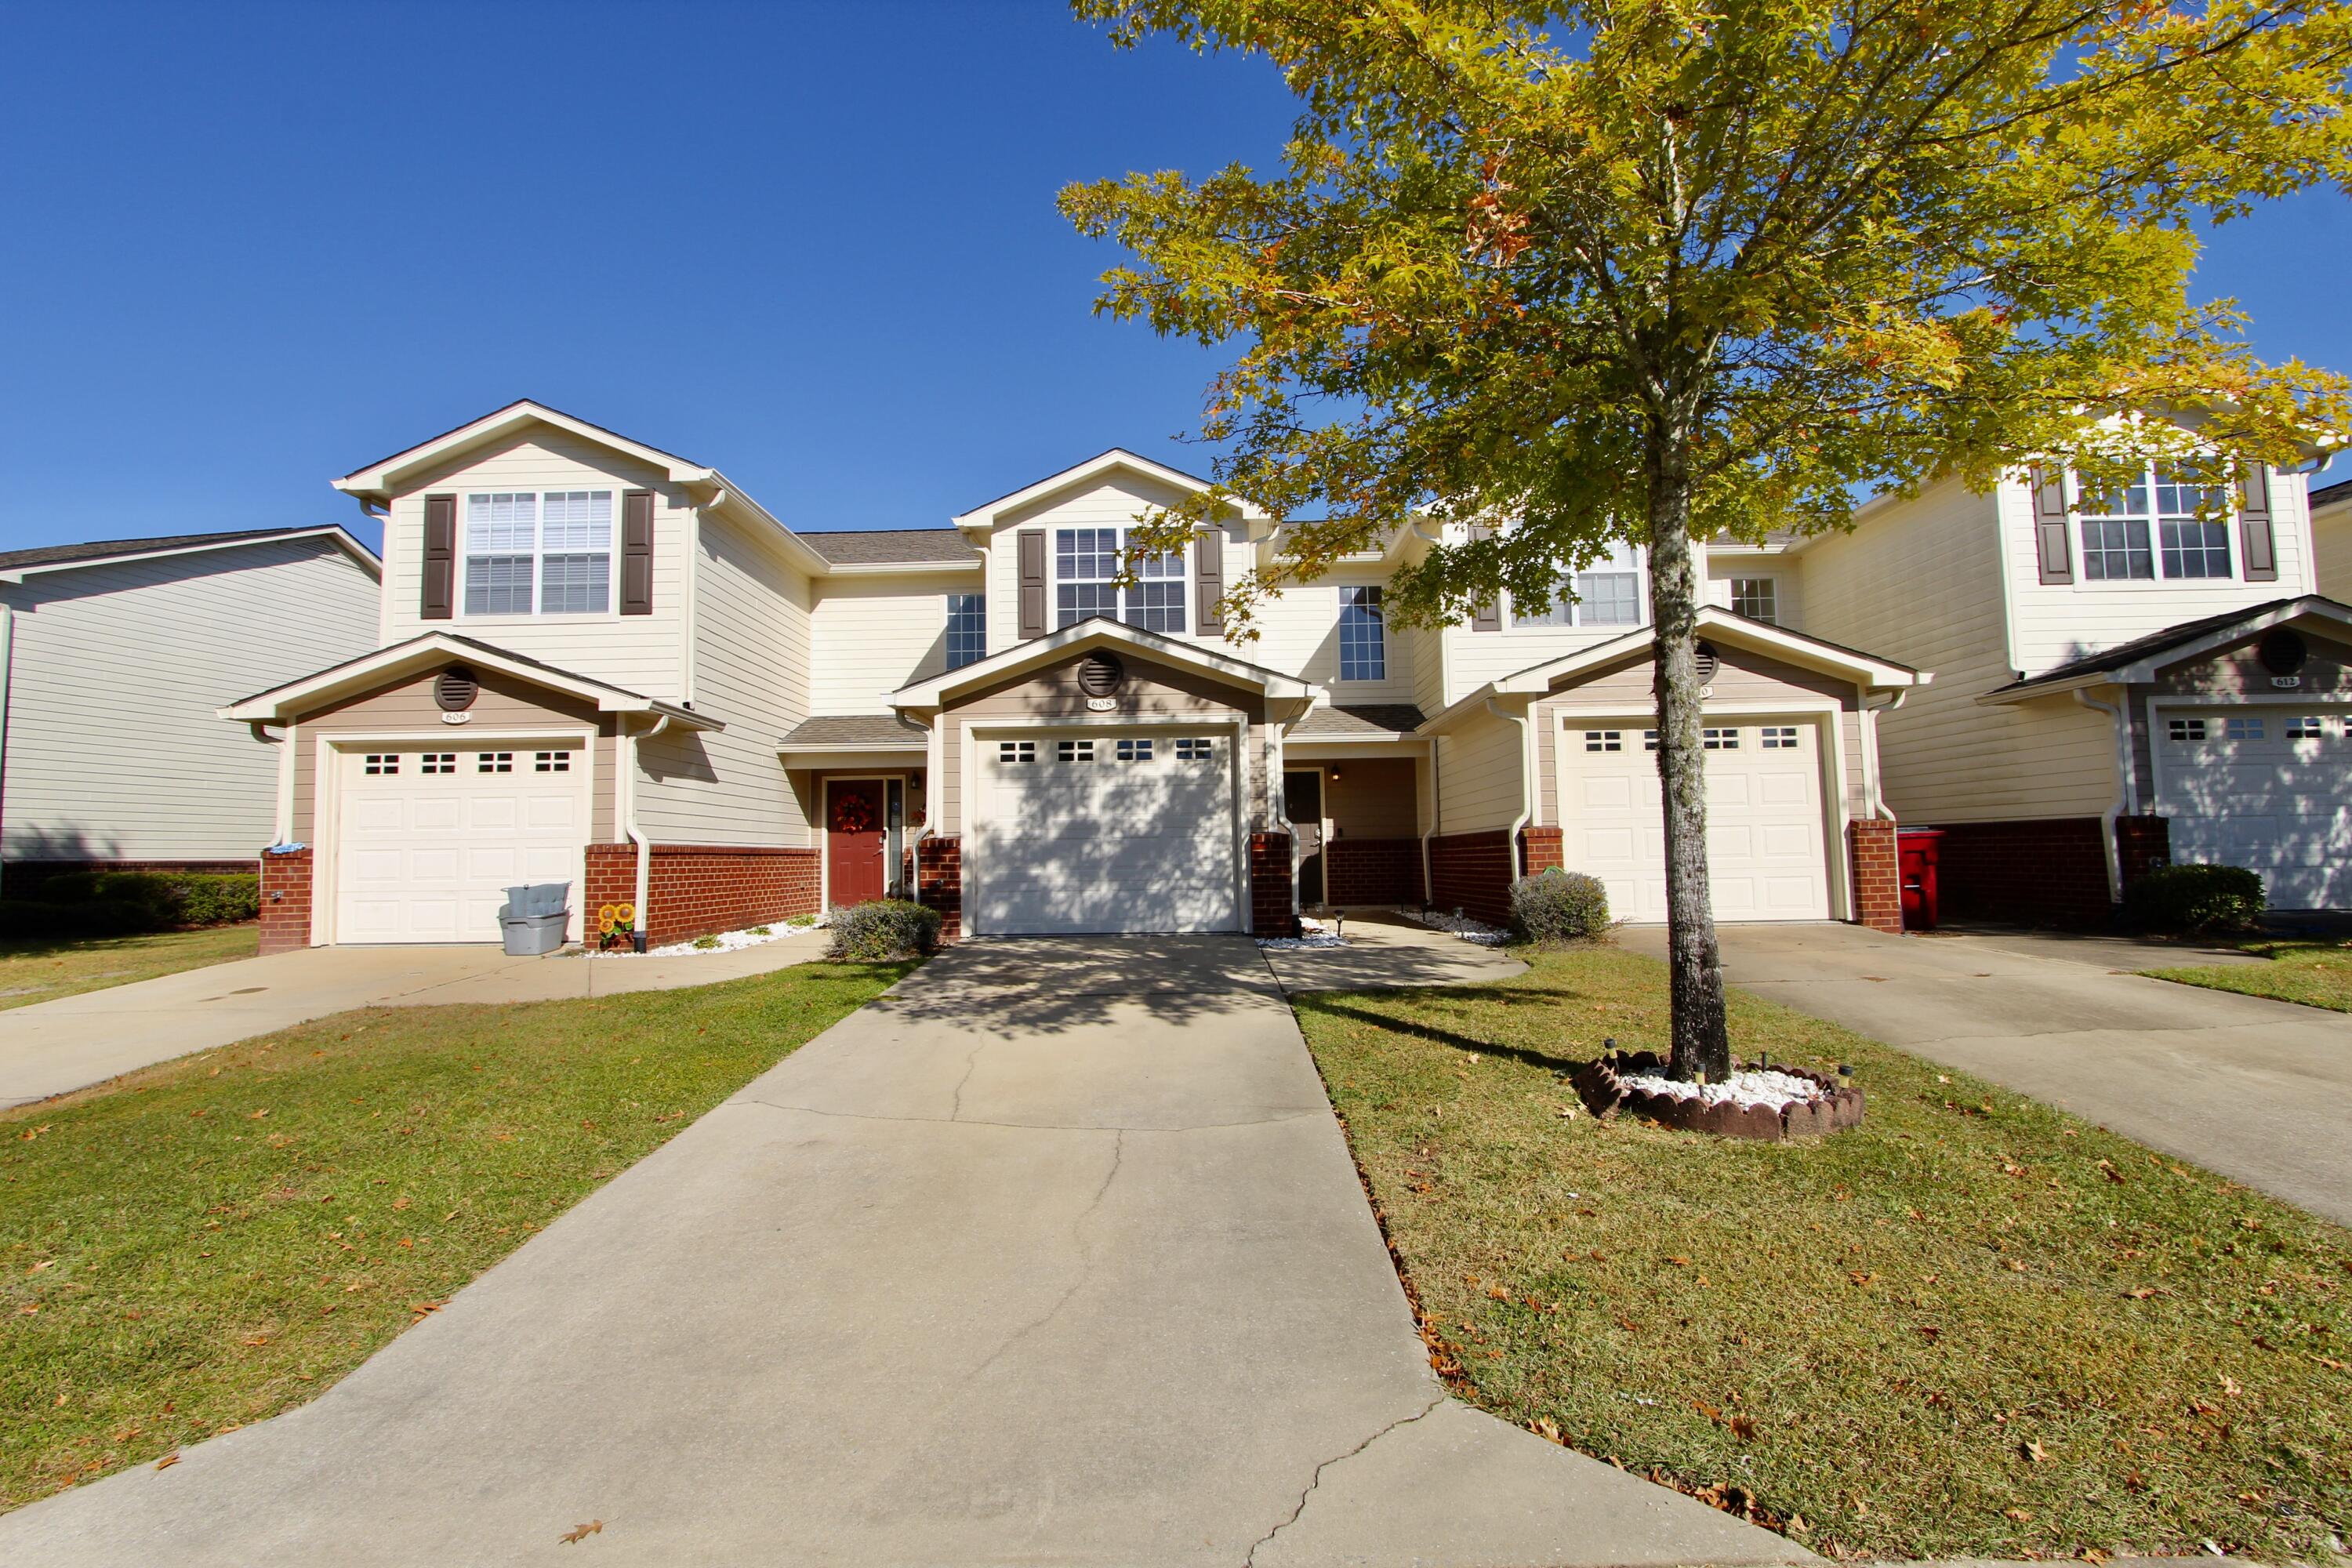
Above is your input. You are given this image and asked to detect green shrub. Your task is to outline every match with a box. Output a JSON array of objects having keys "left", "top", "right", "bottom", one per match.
[
  {"left": 691, "top": 935, "right": 723, "bottom": 950},
  {"left": 1508, "top": 868, "right": 1611, "bottom": 942},
  {"left": 827, "top": 898, "right": 942, "bottom": 960},
  {"left": 0, "top": 898, "right": 162, "bottom": 940},
  {"left": 24, "top": 870, "right": 260, "bottom": 929},
  {"left": 2122, "top": 862, "right": 2265, "bottom": 935}
]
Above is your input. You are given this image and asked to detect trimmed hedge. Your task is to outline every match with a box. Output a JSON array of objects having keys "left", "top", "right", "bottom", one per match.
[
  {"left": 2121, "top": 862, "right": 2265, "bottom": 935},
  {"left": 5, "top": 870, "right": 260, "bottom": 935},
  {"left": 827, "top": 898, "right": 942, "bottom": 960},
  {"left": 1508, "top": 868, "right": 1611, "bottom": 942}
]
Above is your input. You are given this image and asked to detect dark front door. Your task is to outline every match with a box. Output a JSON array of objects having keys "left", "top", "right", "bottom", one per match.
[
  {"left": 1284, "top": 769, "right": 1326, "bottom": 908},
  {"left": 827, "top": 779, "right": 888, "bottom": 908}
]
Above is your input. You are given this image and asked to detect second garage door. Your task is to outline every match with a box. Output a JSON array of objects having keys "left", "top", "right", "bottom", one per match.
[
  {"left": 971, "top": 729, "right": 1240, "bottom": 935},
  {"left": 1558, "top": 720, "right": 1831, "bottom": 923},
  {"left": 2157, "top": 707, "right": 2351, "bottom": 909},
  {"left": 333, "top": 745, "right": 589, "bottom": 943}
]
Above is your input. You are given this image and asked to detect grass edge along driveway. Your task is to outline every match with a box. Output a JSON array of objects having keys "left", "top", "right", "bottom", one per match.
[
  {"left": 0, "top": 925, "right": 259, "bottom": 1013},
  {"left": 1293, "top": 944, "right": 2350, "bottom": 1563},
  {"left": 2143, "top": 936, "right": 2352, "bottom": 1013},
  {"left": 0, "top": 957, "right": 913, "bottom": 1512}
]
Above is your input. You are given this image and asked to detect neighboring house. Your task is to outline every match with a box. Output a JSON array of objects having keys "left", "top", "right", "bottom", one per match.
[
  {"left": 0, "top": 527, "right": 382, "bottom": 886},
  {"left": 2307, "top": 473, "right": 2352, "bottom": 600},
  {"left": 1789, "top": 459, "right": 2345, "bottom": 920},
  {"left": 225, "top": 401, "right": 1929, "bottom": 949}
]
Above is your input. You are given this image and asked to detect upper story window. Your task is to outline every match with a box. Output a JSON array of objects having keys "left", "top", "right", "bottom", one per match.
[
  {"left": 1338, "top": 586, "right": 1386, "bottom": 681},
  {"left": 1055, "top": 529, "right": 1186, "bottom": 633},
  {"left": 464, "top": 491, "right": 613, "bottom": 615},
  {"left": 945, "top": 593, "right": 985, "bottom": 670},
  {"left": 1510, "top": 546, "right": 1645, "bottom": 630},
  {"left": 1730, "top": 577, "right": 1778, "bottom": 623},
  {"left": 2078, "top": 466, "right": 2232, "bottom": 583}
]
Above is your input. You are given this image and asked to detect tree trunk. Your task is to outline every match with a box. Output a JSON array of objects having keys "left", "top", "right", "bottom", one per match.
[{"left": 1644, "top": 424, "right": 1733, "bottom": 1081}]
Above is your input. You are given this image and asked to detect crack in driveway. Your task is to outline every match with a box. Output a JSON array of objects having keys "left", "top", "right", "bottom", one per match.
[
  {"left": 963, "top": 1129, "right": 1125, "bottom": 1383},
  {"left": 1243, "top": 1394, "right": 1446, "bottom": 1566}
]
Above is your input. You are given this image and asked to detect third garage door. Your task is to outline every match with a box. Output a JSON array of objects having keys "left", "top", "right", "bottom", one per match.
[
  {"left": 1558, "top": 720, "right": 1831, "bottom": 923},
  {"left": 971, "top": 729, "right": 1240, "bottom": 935}
]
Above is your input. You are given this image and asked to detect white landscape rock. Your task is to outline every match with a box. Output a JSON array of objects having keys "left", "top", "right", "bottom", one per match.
[
  {"left": 1616, "top": 1068, "right": 1825, "bottom": 1112},
  {"left": 596, "top": 923, "right": 818, "bottom": 959},
  {"left": 1258, "top": 915, "right": 1347, "bottom": 950},
  {"left": 1399, "top": 907, "right": 1511, "bottom": 946}
]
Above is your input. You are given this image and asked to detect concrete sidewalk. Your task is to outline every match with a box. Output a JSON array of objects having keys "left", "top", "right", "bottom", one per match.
[
  {"left": 0, "top": 935, "right": 1806, "bottom": 1567},
  {"left": 1621, "top": 921, "right": 2352, "bottom": 1226},
  {"left": 0, "top": 930, "right": 829, "bottom": 1109}
]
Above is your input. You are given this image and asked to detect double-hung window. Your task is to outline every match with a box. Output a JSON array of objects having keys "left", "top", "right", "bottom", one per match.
[
  {"left": 1730, "top": 578, "right": 1778, "bottom": 623},
  {"left": 945, "top": 593, "right": 985, "bottom": 670},
  {"left": 1509, "top": 545, "right": 1645, "bottom": 629},
  {"left": 2078, "top": 465, "right": 2231, "bottom": 582},
  {"left": 1054, "top": 529, "right": 1186, "bottom": 633},
  {"left": 464, "top": 490, "right": 614, "bottom": 615},
  {"left": 1338, "top": 586, "right": 1386, "bottom": 681}
]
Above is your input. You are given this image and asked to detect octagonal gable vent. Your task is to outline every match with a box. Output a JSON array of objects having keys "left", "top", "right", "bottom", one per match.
[
  {"left": 1076, "top": 652, "right": 1126, "bottom": 699},
  {"left": 2257, "top": 628, "right": 2308, "bottom": 677},
  {"left": 434, "top": 666, "right": 481, "bottom": 713}
]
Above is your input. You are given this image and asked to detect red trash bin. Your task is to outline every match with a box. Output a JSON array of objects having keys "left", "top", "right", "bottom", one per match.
[{"left": 1898, "top": 829, "right": 1944, "bottom": 931}]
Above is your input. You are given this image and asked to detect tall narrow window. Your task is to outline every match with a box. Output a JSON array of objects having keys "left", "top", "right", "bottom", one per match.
[
  {"left": 945, "top": 593, "right": 985, "bottom": 669},
  {"left": 1338, "top": 586, "right": 1386, "bottom": 681},
  {"left": 1125, "top": 538, "right": 1187, "bottom": 633},
  {"left": 1055, "top": 528, "right": 1120, "bottom": 626},
  {"left": 2155, "top": 470, "right": 2232, "bottom": 579},
  {"left": 463, "top": 492, "right": 538, "bottom": 614},
  {"left": 1730, "top": 578, "right": 1778, "bottom": 623}
]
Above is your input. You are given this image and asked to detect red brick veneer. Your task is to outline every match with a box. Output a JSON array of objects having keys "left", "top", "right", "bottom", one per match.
[
  {"left": 257, "top": 848, "right": 314, "bottom": 955},
  {"left": 2114, "top": 815, "right": 2172, "bottom": 888},
  {"left": 1519, "top": 826, "right": 1564, "bottom": 877},
  {"left": 581, "top": 843, "right": 819, "bottom": 949},
  {"left": 1250, "top": 832, "right": 1298, "bottom": 936},
  {"left": 1427, "top": 829, "right": 1515, "bottom": 929},
  {"left": 1919, "top": 817, "right": 2114, "bottom": 927},
  {"left": 1323, "top": 837, "right": 1427, "bottom": 906},
  {"left": 1847, "top": 818, "right": 1903, "bottom": 932},
  {"left": 915, "top": 835, "right": 963, "bottom": 943}
]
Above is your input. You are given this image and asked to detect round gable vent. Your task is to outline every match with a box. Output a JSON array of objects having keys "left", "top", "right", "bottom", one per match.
[
  {"left": 2257, "top": 628, "right": 2308, "bottom": 677},
  {"left": 1076, "top": 652, "right": 1126, "bottom": 699},
  {"left": 1693, "top": 641, "right": 1721, "bottom": 684},
  {"left": 434, "top": 666, "right": 481, "bottom": 713}
]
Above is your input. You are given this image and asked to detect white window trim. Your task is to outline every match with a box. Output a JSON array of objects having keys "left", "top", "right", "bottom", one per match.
[
  {"left": 1506, "top": 550, "right": 1650, "bottom": 631},
  {"left": 2065, "top": 465, "right": 2238, "bottom": 589},
  {"left": 1053, "top": 528, "right": 1187, "bottom": 633},
  {"left": 1337, "top": 584, "right": 1388, "bottom": 682},
  {"left": 459, "top": 489, "right": 620, "bottom": 621}
]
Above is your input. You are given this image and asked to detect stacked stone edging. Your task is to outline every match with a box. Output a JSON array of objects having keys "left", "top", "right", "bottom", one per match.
[{"left": 1571, "top": 1049, "right": 1864, "bottom": 1140}]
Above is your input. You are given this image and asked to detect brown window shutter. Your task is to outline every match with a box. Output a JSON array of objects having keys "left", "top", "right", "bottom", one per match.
[
  {"left": 2237, "top": 463, "right": 2278, "bottom": 583},
  {"left": 620, "top": 490, "right": 655, "bottom": 614},
  {"left": 1194, "top": 527, "right": 1223, "bottom": 637},
  {"left": 420, "top": 494, "right": 456, "bottom": 619},
  {"left": 1471, "top": 597, "right": 1500, "bottom": 632},
  {"left": 2031, "top": 464, "right": 2073, "bottom": 584},
  {"left": 1017, "top": 528, "right": 1047, "bottom": 639}
]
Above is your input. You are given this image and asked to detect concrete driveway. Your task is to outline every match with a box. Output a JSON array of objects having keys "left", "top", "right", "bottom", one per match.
[
  {"left": 0, "top": 935, "right": 1802, "bottom": 1568},
  {"left": 0, "top": 931, "right": 830, "bottom": 1109},
  {"left": 1621, "top": 922, "right": 2352, "bottom": 1226}
]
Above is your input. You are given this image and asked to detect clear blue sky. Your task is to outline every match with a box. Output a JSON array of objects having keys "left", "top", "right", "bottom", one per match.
[{"left": 3, "top": 2, "right": 2347, "bottom": 557}]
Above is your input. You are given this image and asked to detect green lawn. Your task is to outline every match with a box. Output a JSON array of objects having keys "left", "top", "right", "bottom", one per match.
[
  {"left": 1294, "top": 945, "right": 2351, "bottom": 1563},
  {"left": 0, "top": 958, "right": 912, "bottom": 1513},
  {"left": 2145, "top": 937, "right": 2352, "bottom": 1012},
  {"left": 0, "top": 925, "right": 258, "bottom": 1011}
]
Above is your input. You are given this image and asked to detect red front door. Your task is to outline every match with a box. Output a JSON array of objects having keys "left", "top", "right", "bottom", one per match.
[{"left": 827, "top": 779, "right": 888, "bottom": 908}]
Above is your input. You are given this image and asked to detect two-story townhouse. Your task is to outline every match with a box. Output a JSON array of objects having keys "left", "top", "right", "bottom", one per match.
[
  {"left": 227, "top": 401, "right": 1926, "bottom": 950},
  {"left": 1788, "top": 458, "right": 2349, "bottom": 920}
]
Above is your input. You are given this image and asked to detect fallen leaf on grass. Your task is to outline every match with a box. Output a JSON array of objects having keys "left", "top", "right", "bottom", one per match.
[
  {"left": 1915, "top": 1324, "right": 1942, "bottom": 1341},
  {"left": 2020, "top": 1439, "right": 2049, "bottom": 1463},
  {"left": 558, "top": 1519, "right": 603, "bottom": 1544}
]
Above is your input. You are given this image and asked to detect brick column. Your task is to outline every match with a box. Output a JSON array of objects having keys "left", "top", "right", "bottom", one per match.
[
  {"left": 1249, "top": 832, "right": 1298, "bottom": 937},
  {"left": 2114, "top": 815, "right": 2171, "bottom": 889},
  {"left": 1848, "top": 818, "right": 1902, "bottom": 933},
  {"left": 256, "top": 848, "right": 313, "bottom": 954},
  {"left": 583, "top": 844, "right": 636, "bottom": 946},
  {"left": 1427, "top": 829, "right": 1514, "bottom": 928},
  {"left": 916, "top": 835, "right": 962, "bottom": 942},
  {"left": 1519, "top": 826, "right": 1564, "bottom": 877}
]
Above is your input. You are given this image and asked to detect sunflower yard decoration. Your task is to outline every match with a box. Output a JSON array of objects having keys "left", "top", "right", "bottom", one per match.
[{"left": 597, "top": 902, "right": 637, "bottom": 952}]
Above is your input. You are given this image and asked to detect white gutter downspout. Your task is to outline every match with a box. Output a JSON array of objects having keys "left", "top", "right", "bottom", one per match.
[
  {"left": 626, "top": 713, "right": 673, "bottom": 950},
  {"left": 1859, "top": 688, "right": 1909, "bottom": 821},
  {"left": 1420, "top": 733, "right": 1441, "bottom": 908},
  {"left": 2074, "top": 688, "right": 2128, "bottom": 904},
  {"left": 907, "top": 717, "right": 942, "bottom": 909},
  {"left": 1486, "top": 697, "right": 1534, "bottom": 878}
]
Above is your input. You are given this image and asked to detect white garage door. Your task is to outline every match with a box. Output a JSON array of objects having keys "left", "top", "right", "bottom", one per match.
[
  {"left": 2157, "top": 708, "right": 2351, "bottom": 909},
  {"left": 971, "top": 729, "right": 1240, "bottom": 935},
  {"left": 1558, "top": 720, "right": 1831, "bottom": 923},
  {"left": 333, "top": 746, "right": 588, "bottom": 943}
]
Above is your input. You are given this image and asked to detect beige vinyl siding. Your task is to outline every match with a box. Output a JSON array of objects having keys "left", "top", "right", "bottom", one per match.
[
  {"left": 1704, "top": 557, "right": 1802, "bottom": 628},
  {"left": 808, "top": 572, "right": 978, "bottom": 714},
  {"left": 1, "top": 538, "right": 379, "bottom": 862},
  {"left": 1433, "top": 710, "right": 1526, "bottom": 833},
  {"left": 289, "top": 667, "right": 619, "bottom": 845},
  {"left": 2005, "top": 467, "right": 2317, "bottom": 679},
  {"left": 1530, "top": 644, "right": 1866, "bottom": 826},
  {"left": 2312, "top": 495, "right": 2352, "bottom": 602},
  {"left": 980, "top": 476, "right": 1249, "bottom": 656},
  {"left": 378, "top": 432, "right": 689, "bottom": 698},
  {"left": 935, "top": 656, "right": 1267, "bottom": 836},
  {"left": 634, "top": 511, "right": 811, "bottom": 847},
  {"left": 1249, "top": 573, "right": 1420, "bottom": 704},
  {"left": 1798, "top": 476, "right": 2118, "bottom": 821}
]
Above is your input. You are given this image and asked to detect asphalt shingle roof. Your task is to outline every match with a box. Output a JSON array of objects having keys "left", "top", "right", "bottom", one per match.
[
  {"left": 797, "top": 529, "right": 979, "bottom": 566},
  {"left": 779, "top": 714, "right": 928, "bottom": 748},
  {"left": 0, "top": 526, "right": 354, "bottom": 574},
  {"left": 1985, "top": 597, "right": 2327, "bottom": 695},
  {"left": 1292, "top": 703, "right": 1425, "bottom": 737}
]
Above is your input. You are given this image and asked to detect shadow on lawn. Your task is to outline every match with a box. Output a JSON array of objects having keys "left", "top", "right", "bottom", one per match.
[{"left": 1298, "top": 988, "right": 1627, "bottom": 1077}]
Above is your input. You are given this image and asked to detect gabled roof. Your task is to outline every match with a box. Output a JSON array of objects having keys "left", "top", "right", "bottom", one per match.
[
  {"left": 219, "top": 631, "right": 718, "bottom": 729},
  {"left": 887, "top": 616, "right": 1316, "bottom": 714},
  {"left": 950, "top": 448, "right": 1269, "bottom": 534},
  {"left": 1981, "top": 596, "right": 2352, "bottom": 702},
  {"left": 0, "top": 525, "right": 379, "bottom": 583},
  {"left": 797, "top": 528, "right": 981, "bottom": 568}
]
